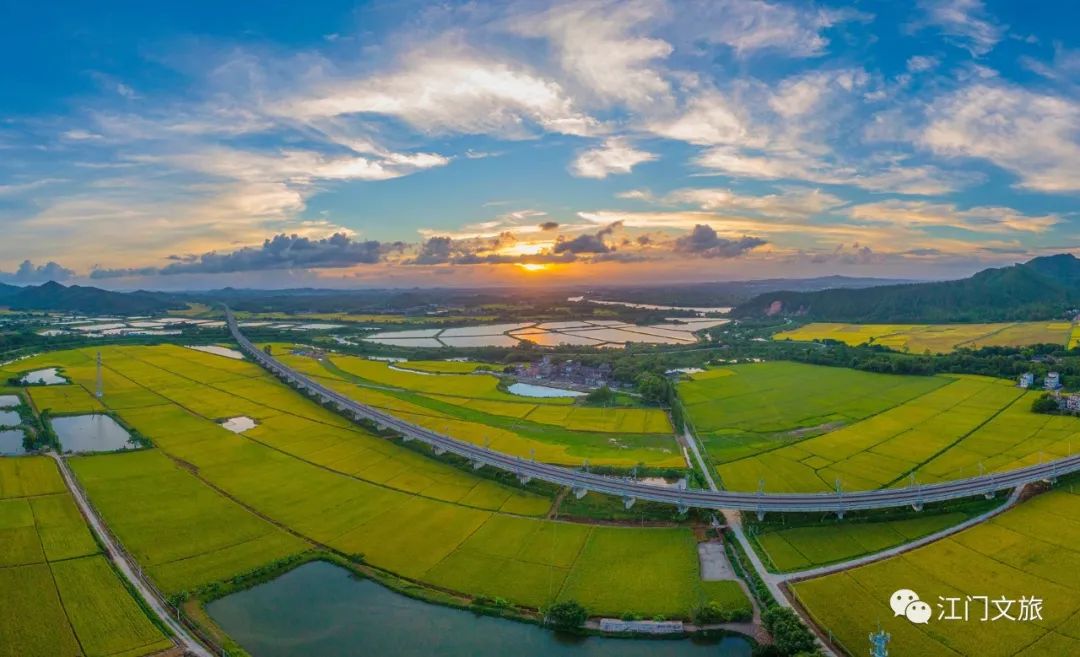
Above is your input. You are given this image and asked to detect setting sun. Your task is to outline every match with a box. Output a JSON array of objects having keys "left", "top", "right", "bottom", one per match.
[{"left": 516, "top": 263, "right": 550, "bottom": 273}]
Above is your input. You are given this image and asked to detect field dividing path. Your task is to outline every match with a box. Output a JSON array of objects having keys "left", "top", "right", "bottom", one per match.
[{"left": 49, "top": 453, "right": 215, "bottom": 657}]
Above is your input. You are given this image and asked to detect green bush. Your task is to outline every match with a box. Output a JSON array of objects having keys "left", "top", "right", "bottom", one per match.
[
  {"left": 546, "top": 600, "right": 587, "bottom": 630},
  {"left": 1032, "top": 393, "right": 1060, "bottom": 414},
  {"left": 762, "top": 607, "right": 819, "bottom": 656}
]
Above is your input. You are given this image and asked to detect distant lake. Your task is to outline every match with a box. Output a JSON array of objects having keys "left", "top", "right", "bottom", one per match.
[
  {"left": 567, "top": 297, "right": 731, "bottom": 316},
  {"left": 52, "top": 414, "right": 137, "bottom": 453},
  {"left": 508, "top": 383, "right": 586, "bottom": 398},
  {"left": 21, "top": 368, "right": 66, "bottom": 385},
  {"left": 207, "top": 561, "right": 751, "bottom": 657}
]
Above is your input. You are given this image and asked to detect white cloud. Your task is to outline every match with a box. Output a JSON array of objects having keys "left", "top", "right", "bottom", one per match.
[
  {"left": 921, "top": 83, "right": 1080, "bottom": 192},
  {"left": 570, "top": 138, "right": 657, "bottom": 178},
  {"left": 914, "top": 0, "right": 1003, "bottom": 56},
  {"left": 692, "top": 0, "right": 865, "bottom": 58},
  {"left": 848, "top": 200, "right": 1062, "bottom": 234},
  {"left": 647, "top": 91, "right": 760, "bottom": 147},
  {"left": 505, "top": 0, "right": 673, "bottom": 109},
  {"left": 692, "top": 147, "right": 969, "bottom": 195},
  {"left": 768, "top": 69, "right": 868, "bottom": 118},
  {"left": 661, "top": 186, "right": 847, "bottom": 218},
  {"left": 906, "top": 55, "right": 940, "bottom": 73},
  {"left": 275, "top": 52, "right": 598, "bottom": 138}
]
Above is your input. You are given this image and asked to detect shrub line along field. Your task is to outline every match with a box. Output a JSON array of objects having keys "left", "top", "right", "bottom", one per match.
[
  {"left": 678, "top": 361, "right": 1080, "bottom": 494},
  {"left": 792, "top": 480, "right": 1080, "bottom": 656},
  {"left": 774, "top": 321, "right": 1075, "bottom": 353},
  {"left": 1, "top": 345, "right": 749, "bottom": 622},
  {"left": 0, "top": 457, "right": 172, "bottom": 657}
]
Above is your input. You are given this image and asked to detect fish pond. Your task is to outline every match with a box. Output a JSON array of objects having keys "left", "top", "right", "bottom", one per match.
[
  {"left": 0, "top": 429, "right": 27, "bottom": 455},
  {"left": 507, "top": 383, "right": 586, "bottom": 398},
  {"left": 207, "top": 561, "right": 751, "bottom": 657},
  {"left": 51, "top": 414, "right": 138, "bottom": 452},
  {"left": 21, "top": 368, "right": 67, "bottom": 385}
]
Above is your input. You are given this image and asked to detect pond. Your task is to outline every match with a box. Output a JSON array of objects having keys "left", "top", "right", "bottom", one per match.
[
  {"left": 21, "top": 368, "right": 67, "bottom": 385},
  {"left": 508, "top": 383, "right": 586, "bottom": 398},
  {"left": 0, "top": 394, "right": 21, "bottom": 408},
  {"left": 51, "top": 414, "right": 137, "bottom": 453},
  {"left": 207, "top": 561, "right": 751, "bottom": 657},
  {"left": 0, "top": 410, "right": 21, "bottom": 427},
  {"left": 220, "top": 416, "right": 257, "bottom": 433},
  {"left": 0, "top": 429, "right": 27, "bottom": 455},
  {"left": 187, "top": 345, "right": 246, "bottom": 360}
]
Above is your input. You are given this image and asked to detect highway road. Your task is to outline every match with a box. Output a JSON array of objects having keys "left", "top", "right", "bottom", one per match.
[{"left": 228, "top": 311, "right": 1079, "bottom": 514}]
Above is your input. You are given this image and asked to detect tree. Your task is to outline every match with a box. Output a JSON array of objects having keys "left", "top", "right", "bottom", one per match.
[
  {"left": 636, "top": 372, "right": 669, "bottom": 404},
  {"left": 585, "top": 385, "right": 616, "bottom": 405},
  {"left": 546, "top": 600, "right": 587, "bottom": 630},
  {"left": 1032, "top": 393, "right": 1060, "bottom": 414},
  {"left": 263, "top": 345, "right": 272, "bottom": 356},
  {"left": 761, "top": 607, "right": 818, "bottom": 656}
]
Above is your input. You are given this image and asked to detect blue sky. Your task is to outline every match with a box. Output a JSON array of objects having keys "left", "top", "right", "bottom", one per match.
[{"left": 0, "top": 0, "right": 1077, "bottom": 289}]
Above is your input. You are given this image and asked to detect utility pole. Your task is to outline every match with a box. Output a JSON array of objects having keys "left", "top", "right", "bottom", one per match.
[{"left": 95, "top": 351, "right": 104, "bottom": 399}]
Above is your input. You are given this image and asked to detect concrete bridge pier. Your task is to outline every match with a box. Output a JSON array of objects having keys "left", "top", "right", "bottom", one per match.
[
  {"left": 572, "top": 486, "right": 588, "bottom": 499},
  {"left": 433, "top": 446, "right": 446, "bottom": 456},
  {"left": 622, "top": 496, "right": 636, "bottom": 509},
  {"left": 471, "top": 460, "right": 484, "bottom": 470},
  {"left": 516, "top": 472, "right": 531, "bottom": 485}
]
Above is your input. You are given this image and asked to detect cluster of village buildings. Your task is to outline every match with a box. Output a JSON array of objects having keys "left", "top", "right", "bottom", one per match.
[
  {"left": 512, "top": 356, "right": 617, "bottom": 388},
  {"left": 1021, "top": 371, "right": 1080, "bottom": 413}
]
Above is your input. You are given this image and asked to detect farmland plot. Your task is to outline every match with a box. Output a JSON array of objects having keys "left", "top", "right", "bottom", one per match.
[
  {"left": 792, "top": 486, "right": 1080, "bottom": 657},
  {"left": 34, "top": 345, "right": 724, "bottom": 618},
  {"left": 701, "top": 366, "right": 1077, "bottom": 494},
  {"left": 0, "top": 456, "right": 171, "bottom": 657}
]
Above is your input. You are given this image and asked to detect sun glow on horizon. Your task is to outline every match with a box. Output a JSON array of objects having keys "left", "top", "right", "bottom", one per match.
[{"left": 516, "top": 263, "right": 551, "bottom": 273}]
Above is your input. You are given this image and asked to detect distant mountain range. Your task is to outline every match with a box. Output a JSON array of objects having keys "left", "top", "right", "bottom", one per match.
[
  {"left": 0, "top": 281, "right": 183, "bottom": 314},
  {"left": 582, "top": 275, "right": 918, "bottom": 308},
  {"left": 732, "top": 254, "right": 1080, "bottom": 323}
]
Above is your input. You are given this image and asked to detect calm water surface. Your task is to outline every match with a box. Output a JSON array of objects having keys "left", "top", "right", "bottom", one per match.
[
  {"left": 0, "top": 395, "right": 20, "bottom": 408},
  {"left": 0, "top": 429, "right": 26, "bottom": 455},
  {"left": 508, "top": 383, "right": 586, "bottom": 398},
  {"left": 0, "top": 410, "right": 20, "bottom": 427},
  {"left": 51, "top": 414, "right": 136, "bottom": 452},
  {"left": 207, "top": 562, "right": 751, "bottom": 657},
  {"left": 21, "top": 368, "right": 66, "bottom": 385}
]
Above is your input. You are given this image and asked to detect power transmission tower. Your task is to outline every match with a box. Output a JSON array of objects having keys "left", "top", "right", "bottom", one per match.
[{"left": 95, "top": 351, "right": 104, "bottom": 399}]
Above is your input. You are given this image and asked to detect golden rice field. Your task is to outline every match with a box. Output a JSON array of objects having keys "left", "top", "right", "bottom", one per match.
[
  {"left": 754, "top": 512, "right": 972, "bottom": 572},
  {"left": 4, "top": 345, "right": 744, "bottom": 619},
  {"left": 1070, "top": 325, "right": 1080, "bottom": 350},
  {"left": 0, "top": 456, "right": 172, "bottom": 657},
  {"left": 774, "top": 321, "right": 1074, "bottom": 353},
  {"left": 679, "top": 362, "right": 1080, "bottom": 493},
  {"left": 792, "top": 484, "right": 1080, "bottom": 656},
  {"left": 269, "top": 347, "right": 681, "bottom": 467}
]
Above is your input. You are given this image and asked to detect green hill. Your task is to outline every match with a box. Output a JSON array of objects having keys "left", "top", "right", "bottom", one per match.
[
  {"left": 732, "top": 254, "right": 1080, "bottom": 322},
  {"left": 3, "top": 281, "right": 183, "bottom": 314}
]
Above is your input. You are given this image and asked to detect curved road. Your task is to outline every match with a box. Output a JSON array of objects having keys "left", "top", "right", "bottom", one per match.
[{"left": 229, "top": 311, "right": 1079, "bottom": 513}]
